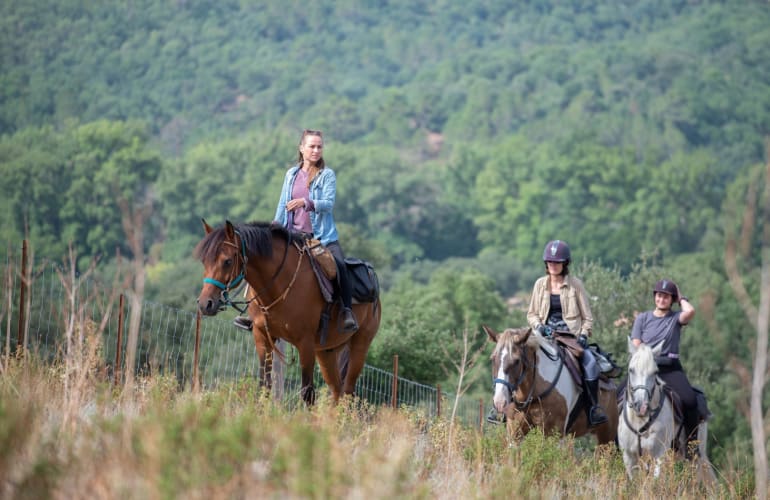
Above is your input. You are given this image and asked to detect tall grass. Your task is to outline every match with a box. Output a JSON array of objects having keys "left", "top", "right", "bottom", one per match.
[
  {"left": 0, "top": 351, "right": 752, "bottom": 499},
  {"left": 0, "top": 256, "right": 753, "bottom": 499}
]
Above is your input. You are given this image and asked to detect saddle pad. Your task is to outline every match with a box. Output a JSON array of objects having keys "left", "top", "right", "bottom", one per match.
[
  {"left": 345, "top": 258, "right": 379, "bottom": 303},
  {"left": 554, "top": 334, "right": 584, "bottom": 358},
  {"left": 661, "top": 382, "right": 684, "bottom": 425},
  {"left": 557, "top": 344, "right": 583, "bottom": 388}
]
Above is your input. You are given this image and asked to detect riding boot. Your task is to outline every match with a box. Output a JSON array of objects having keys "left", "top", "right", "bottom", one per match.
[
  {"left": 342, "top": 307, "right": 358, "bottom": 333},
  {"left": 335, "top": 255, "right": 358, "bottom": 333},
  {"left": 684, "top": 408, "right": 700, "bottom": 459},
  {"left": 585, "top": 379, "right": 608, "bottom": 427}
]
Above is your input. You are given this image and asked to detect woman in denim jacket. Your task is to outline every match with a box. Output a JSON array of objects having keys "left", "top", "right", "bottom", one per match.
[
  {"left": 273, "top": 129, "right": 357, "bottom": 333},
  {"left": 234, "top": 129, "right": 357, "bottom": 334}
]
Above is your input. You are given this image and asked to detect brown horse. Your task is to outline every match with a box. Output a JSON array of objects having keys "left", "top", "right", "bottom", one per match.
[
  {"left": 195, "top": 220, "right": 381, "bottom": 404},
  {"left": 485, "top": 325, "right": 617, "bottom": 445}
]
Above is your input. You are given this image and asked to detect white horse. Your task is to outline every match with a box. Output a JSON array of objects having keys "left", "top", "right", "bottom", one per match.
[{"left": 618, "top": 342, "right": 715, "bottom": 482}]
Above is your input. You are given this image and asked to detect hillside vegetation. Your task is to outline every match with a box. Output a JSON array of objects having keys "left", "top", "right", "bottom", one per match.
[{"left": 0, "top": 0, "right": 768, "bottom": 482}]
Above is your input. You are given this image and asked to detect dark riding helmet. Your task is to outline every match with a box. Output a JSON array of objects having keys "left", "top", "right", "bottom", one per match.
[
  {"left": 653, "top": 279, "right": 679, "bottom": 302},
  {"left": 543, "top": 240, "right": 571, "bottom": 263}
]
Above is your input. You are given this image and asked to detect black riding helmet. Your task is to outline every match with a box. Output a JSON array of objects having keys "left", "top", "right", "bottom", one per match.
[
  {"left": 653, "top": 279, "right": 679, "bottom": 303},
  {"left": 543, "top": 240, "right": 571, "bottom": 263}
]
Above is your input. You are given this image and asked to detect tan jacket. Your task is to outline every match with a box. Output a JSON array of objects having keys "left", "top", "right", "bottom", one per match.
[{"left": 526, "top": 274, "right": 594, "bottom": 336}]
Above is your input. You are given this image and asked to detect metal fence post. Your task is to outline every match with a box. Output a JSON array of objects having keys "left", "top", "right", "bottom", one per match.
[
  {"left": 193, "top": 310, "right": 201, "bottom": 393},
  {"left": 16, "top": 239, "right": 27, "bottom": 357},
  {"left": 478, "top": 398, "right": 484, "bottom": 433},
  {"left": 391, "top": 354, "right": 399, "bottom": 409},
  {"left": 436, "top": 384, "right": 441, "bottom": 418},
  {"left": 114, "top": 294, "right": 124, "bottom": 386}
]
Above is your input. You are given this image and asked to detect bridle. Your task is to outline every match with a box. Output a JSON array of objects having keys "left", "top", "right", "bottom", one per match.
[
  {"left": 493, "top": 344, "right": 564, "bottom": 410},
  {"left": 623, "top": 373, "right": 664, "bottom": 448},
  {"left": 202, "top": 230, "right": 249, "bottom": 313},
  {"left": 201, "top": 229, "right": 304, "bottom": 316}
]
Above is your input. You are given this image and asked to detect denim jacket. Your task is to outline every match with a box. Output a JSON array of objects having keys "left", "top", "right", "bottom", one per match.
[{"left": 273, "top": 165, "right": 339, "bottom": 246}]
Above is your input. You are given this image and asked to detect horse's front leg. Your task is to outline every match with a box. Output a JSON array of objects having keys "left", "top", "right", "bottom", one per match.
[
  {"left": 504, "top": 409, "right": 529, "bottom": 442},
  {"left": 297, "top": 342, "right": 316, "bottom": 405},
  {"left": 622, "top": 449, "right": 639, "bottom": 479},
  {"left": 252, "top": 327, "right": 272, "bottom": 393},
  {"left": 652, "top": 457, "right": 663, "bottom": 478},
  {"left": 248, "top": 303, "right": 273, "bottom": 393}
]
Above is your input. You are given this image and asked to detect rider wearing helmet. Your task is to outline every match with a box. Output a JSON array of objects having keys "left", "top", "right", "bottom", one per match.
[
  {"left": 527, "top": 240, "right": 609, "bottom": 427},
  {"left": 630, "top": 279, "right": 701, "bottom": 457}
]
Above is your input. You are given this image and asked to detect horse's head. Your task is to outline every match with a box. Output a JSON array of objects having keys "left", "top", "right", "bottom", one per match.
[
  {"left": 194, "top": 219, "right": 247, "bottom": 316},
  {"left": 627, "top": 343, "right": 658, "bottom": 417},
  {"left": 485, "top": 325, "right": 533, "bottom": 413}
]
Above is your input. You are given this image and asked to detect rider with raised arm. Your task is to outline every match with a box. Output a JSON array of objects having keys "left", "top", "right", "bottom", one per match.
[
  {"left": 527, "top": 240, "right": 608, "bottom": 427},
  {"left": 630, "top": 279, "right": 701, "bottom": 456}
]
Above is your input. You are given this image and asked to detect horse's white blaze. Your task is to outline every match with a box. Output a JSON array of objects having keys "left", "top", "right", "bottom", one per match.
[{"left": 493, "top": 346, "right": 510, "bottom": 412}]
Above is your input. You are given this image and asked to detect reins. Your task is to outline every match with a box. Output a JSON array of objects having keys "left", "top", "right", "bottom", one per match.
[
  {"left": 493, "top": 343, "right": 565, "bottom": 410},
  {"left": 244, "top": 240, "right": 306, "bottom": 363}
]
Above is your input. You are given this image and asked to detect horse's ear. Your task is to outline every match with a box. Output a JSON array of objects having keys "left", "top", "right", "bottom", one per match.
[
  {"left": 512, "top": 327, "right": 531, "bottom": 344},
  {"left": 202, "top": 218, "right": 213, "bottom": 234},
  {"left": 224, "top": 220, "right": 236, "bottom": 240},
  {"left": 482, "top": 324, "right": 498, "bottom": 343}
]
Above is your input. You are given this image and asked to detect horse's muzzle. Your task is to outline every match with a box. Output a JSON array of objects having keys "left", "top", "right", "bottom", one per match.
[
  {"left": 631, "top": 399, "right": 648, "bottom": 417},
  {"left": 197, "top": 296, "right": 223, "bottom": 316}
]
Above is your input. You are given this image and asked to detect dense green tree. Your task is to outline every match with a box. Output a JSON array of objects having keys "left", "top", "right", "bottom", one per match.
[
  {"left": 0, "top": 126, "right": 74, "bottom": 257},
  {"left": 62, "top": 120, "right": 163, "bottom": 263},
  {"left": 369, "top": 267, "right": 508, "bottom": 386}
]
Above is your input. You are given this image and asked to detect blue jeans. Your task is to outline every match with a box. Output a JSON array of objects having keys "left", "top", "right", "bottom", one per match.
[{"left": 326, "top": 241, "right": 352, "bottom": 309}]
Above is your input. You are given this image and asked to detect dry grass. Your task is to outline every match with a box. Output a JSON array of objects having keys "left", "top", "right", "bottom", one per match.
[
  {"left": 0, "top": 254, "right": 751, "bottom": 498},
  {"left": 0, "top": 349, "right": 752, "bottom": 499}
]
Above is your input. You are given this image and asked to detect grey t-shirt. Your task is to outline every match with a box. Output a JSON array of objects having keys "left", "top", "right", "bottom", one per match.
[{"left": 630, "top": 310, "right": 683, "bottom": 357}]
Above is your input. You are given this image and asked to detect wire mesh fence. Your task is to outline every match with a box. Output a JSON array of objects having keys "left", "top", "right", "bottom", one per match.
[{"left": 1, "top": 245, "right": 485, "bottom": 428}]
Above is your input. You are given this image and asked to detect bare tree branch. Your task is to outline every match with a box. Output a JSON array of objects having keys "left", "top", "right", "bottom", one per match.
[
  {"left": 725, "top": 234, "right": 758, "bottom": 330},
  {"left": 724, "top": 140, "right": 770, "bottom": 499}
]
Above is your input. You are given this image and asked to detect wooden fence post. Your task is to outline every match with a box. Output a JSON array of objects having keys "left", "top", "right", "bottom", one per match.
[
  {"left": 391, "top": 354, "right": 399, "bottom": 409},
  {"left": 114, "top": 294, "right": 124, "bottom": 386},
  {"left": 16, "top": 239, "right": 27, "bottom": 357},
  {"left": 478, "top": 398, "right": 484, "bottom": 433},
  {"left": 193, "top": 310, "right": 202, "bottom": 393}
]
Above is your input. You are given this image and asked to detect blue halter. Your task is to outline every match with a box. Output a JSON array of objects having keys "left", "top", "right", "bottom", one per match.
[{"left": 202, "top": 230, "right": 248, "bottom": 313}]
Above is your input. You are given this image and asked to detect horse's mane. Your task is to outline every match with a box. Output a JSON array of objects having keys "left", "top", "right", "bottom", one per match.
[
  {"left": 194, "top": 221, "right": 296, "bottom": 264},
  {"left": 629, "top": 343, "right": 657, "bottom": 375},
  {"left": 492, "top": 327, "right": 536, "bottom": 359}
]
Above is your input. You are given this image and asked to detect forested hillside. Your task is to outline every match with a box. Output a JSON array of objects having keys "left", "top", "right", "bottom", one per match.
[{"left": 1, "top": 0, "right": 768, "bottom": 472}]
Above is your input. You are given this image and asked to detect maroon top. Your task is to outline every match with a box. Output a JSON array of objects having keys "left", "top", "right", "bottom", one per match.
[{"left": 290, "top": 168, "right": 314, "bottom": 233}]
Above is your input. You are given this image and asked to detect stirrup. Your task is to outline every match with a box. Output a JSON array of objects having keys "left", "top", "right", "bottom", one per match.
[
  {"left": 233, "top": 316, "right": 253, "bottom": 331},
  {"left": 486, "top": 408, "right": 506, "bottom": 425}
]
